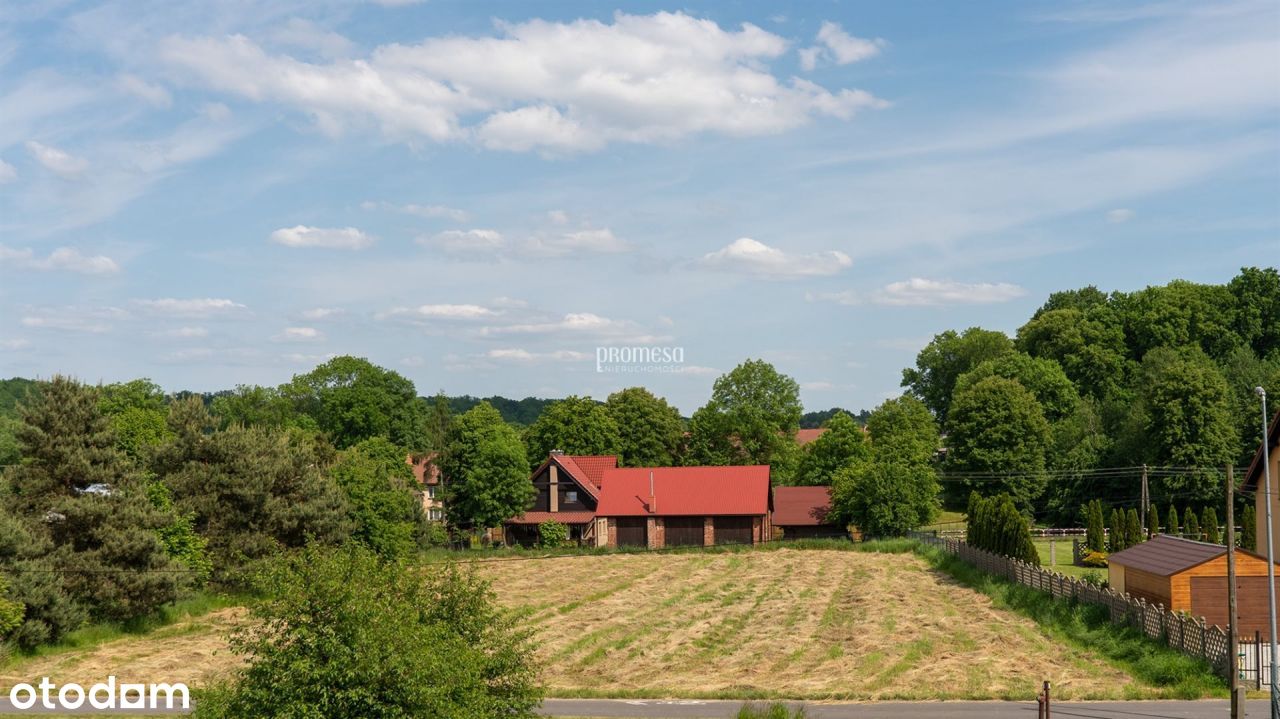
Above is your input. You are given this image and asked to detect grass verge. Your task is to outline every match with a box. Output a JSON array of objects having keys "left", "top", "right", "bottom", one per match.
[{"left": 914, "top": 543, "right": 1225, "bottom": 699}]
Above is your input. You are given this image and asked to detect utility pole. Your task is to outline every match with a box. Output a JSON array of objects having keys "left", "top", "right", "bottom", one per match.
[
  {"left": 1141, "top": 465, "right": 1149, "bottom": 538},
  {"left": 1257, "top": 386, "right": 1277, "bottom": 719},
  {"left": 1228, "top": 464, "right": 1243, "bottom": 718}
]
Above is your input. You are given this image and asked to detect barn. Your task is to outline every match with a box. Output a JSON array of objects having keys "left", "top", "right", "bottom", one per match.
[
  {"left": 593, "top": 466, "right": 772, "bottom": 549},
  {"left": 1107, "top": 534, "right": 1280, "bottom": 634},
  {"left": 771, "top": 486, "right": 843, "bottom": 539}
]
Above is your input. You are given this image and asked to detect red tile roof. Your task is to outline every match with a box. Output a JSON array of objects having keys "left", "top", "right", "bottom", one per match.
[
  {"left": 407, "top": 453, "right": 441, "bottom": 485},
  {"left": 596, "top": 466, "right": 771, "bottom": 517},
  {"left": 772, "top": 486, "right": 835, "bottom": 526},
  {"left": 556, "top": 454, "right": 617, "bottom": 489},
  {"left": 794, "top": 428, "right": 828, "bottom": 446},
  {"left": 507, "top": 510, "right": 596, "bottom": 525}
]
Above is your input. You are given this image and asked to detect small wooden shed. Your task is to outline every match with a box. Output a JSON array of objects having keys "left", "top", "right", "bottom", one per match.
[{"left": 1108, "top": 534, "right": 1280, "bottom": 634}]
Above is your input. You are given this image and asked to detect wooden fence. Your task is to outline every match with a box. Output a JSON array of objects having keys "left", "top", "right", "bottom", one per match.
[{"left": 910, "top": 531, "right": 1233, "bottom": 678}]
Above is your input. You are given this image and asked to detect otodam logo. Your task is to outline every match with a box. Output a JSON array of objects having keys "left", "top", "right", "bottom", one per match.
[{"left": 6, "top": 677, "right": 189, "bottom": 713}]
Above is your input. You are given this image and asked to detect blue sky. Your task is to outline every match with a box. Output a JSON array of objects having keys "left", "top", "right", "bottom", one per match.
[{"left": 1, "top": 0, "right": 1277, "bottom": 415}]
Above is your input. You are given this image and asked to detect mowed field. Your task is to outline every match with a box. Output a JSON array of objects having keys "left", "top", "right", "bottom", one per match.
[{"left": 0, "top": 548, "right": 1179, "bottom": 701}]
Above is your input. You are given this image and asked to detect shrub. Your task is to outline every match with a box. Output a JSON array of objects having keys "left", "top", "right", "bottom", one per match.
[
  {"left": 1081, "top": 551, "right": 1109, "bottom": 568},
  {"left": 1201, "top": 507, "right": 1220, "bottom": 545},
  {"left": 194, "top": 545, "right": 541, "bottom": 719},
  {"left": 538, "top": 520, "right": 570, "bottom": 548},
  {"left": 966, "top": 493, "right": 1038, "bottom": 565},
  {"left": 1079, "top": 570, "right": 1107, "bottom": 588}
]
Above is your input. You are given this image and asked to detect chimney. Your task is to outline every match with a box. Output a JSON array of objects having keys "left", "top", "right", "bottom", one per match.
[{"left": 649, "top": 470, "right": 656, "bottom": 514}]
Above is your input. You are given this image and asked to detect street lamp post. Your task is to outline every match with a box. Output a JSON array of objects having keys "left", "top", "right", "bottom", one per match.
[{"left": 1258, "top": 386, "right": 1277, "bottom": 719}]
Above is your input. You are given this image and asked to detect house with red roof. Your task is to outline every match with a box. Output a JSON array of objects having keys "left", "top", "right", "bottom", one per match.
[
  {"left": 407, "top": 453, "right": 445, "bottom": 522},
  {"left": 772, "top": 485, "right": 844, "bottom": 539},
  {"left": 503, "top": 452, "right": 773, "bottom": 548}
]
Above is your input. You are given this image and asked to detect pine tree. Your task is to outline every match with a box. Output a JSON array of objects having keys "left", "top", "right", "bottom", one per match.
[
  {"left": 1185, "top": 507, "right": 1201, "bottom": 541},
  {"left": 1085, "top": 500, "right": 1106, "bottom": 552},
  {"left": 1167, "top": 505, "right": 1181, "bottom": 538},
  {"left": 1244, "top": 508, "right": 1257, "bottom": 551},
  {"left": 1148, "top": 503, "right": 1160, "bottom": 538},
  {"left": 1202, "top": 507, "right": 1220, "bottom": 544},
  {"left": 1126, "top": 508, "right": 1142, "bottom": 546},
  {"left": 1110, "top": 508, "right": 1126, "bottom": 552}
]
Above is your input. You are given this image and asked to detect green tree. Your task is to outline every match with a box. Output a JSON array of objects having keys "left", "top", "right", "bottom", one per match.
[
  {"left": 442, "top": 403, "right": 534, "bottom": 531},
  {"left": 1085, "top": 500, "right": 1106, "bottom": 553},
  {"left": 1109, "top": 508, "right": 1125, "bottom": 552},
  {"left": 211, "top": 385, "right": 311, "bottom": 431},
  {"left": 283, "top": 356, "right": 428, "bottom": 451},
  {"left": 524, "top": 396, "right": 621, "bottom": 468},
  {"left": 0, "top": 505, "right": 85, "bottom": 648},
  {"left": 945, "top": 377, "right": 1051, "bottom": 512},
  {"left": 1148, "top": 503, "right": 1160, "bottom": 538},
  {"left": 1125, "top": 508, "right": 1142, "bottom": 547},
  {"left": 329, "top": 437, "right": 422, "bottom": 560},
  {"left": 1167, "top": 505, "right": 1181, "bottom": 538},
  {"left": 195, "top": 545, "right": 540, "bottom": 719},
  {"left": 954, "top": 353, "right": 1079, "bottom": 421},
  {"left": 1016, "top": 307, "right": 1130, "bottom": 401},
  {"left": 686, "top": 360, "right": 803, "bottom": 482},
  {"left": 9, "top": 377, "right": 185, "bottom": 622},
  {"left": 146, "top": 482, "right": 212, "bottom": 585},
  {"left": 1218, "top": 346, "right": 1280, "bottom": 465},
  {"left": 1229, "top": 266, "right": 1280, "bottom": 358},
  {"left": 1201, "top": 507, "right": 1220, "bottom": 544},
  {"left": 99, "top": 379, "right": 174, "bottom": 461},
  {"left": 830, "top": 460, "right": 938, "bottom": 537},
  {"left": 1184, "top": 507, "right": 1201, "bottom": 541},
  {"left": 1119, "top": 280, "right": 1243, "bottom": 360},
  {"left": 423, "top": 391, "right": 453, "bottom": 453},
  {"left": 966, "top": 494, "right": 1038, "bottom": 565},
  {"left": 794, "top": 412, "right": 870, "bottom": 486},
  {"left": 604, "top": 388, "right": 684, "bottom": 468},
  {"left": 1243, "top": 508, "right": 1257, "bottom": 551},
  {"left": 901, "top": 328, "right": 1015, "bottom": 422},
  {"left": 864, "top": 395, "right": 938, "bottom": 467}
]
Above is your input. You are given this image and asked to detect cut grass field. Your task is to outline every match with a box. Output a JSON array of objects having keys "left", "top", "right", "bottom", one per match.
[{"left": 0, "top": 542, "right": 1223, "bottom": 703}]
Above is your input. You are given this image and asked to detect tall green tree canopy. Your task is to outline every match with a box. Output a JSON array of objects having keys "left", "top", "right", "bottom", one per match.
[
  {"left": 604, "top": 387, "right": 684, "bottom": 467},
  {"left": 1016, "top": 307, "right": 1130, "bottom": 401},
  {"left": 1229, "top": 266, "right": 1280, "bottom": 357},
  {"left": 523, "top": 395, "right": 621, "bottom": 467},
  {"left": 901, "top": 327, "right": 1015, "bottom": 422},
  {"left": 328, "top": 437, "right": 421, "bottom": 559},
  {"left": 442, "top": 402, "right": 533, "bottom": 530},
  {"left": 98, "top": 379, "right": 174, "bottom": 461},
  {"left": 283, "top": 356, "right": 427, "bottom": 450},
  {"left": 954, "top": 352, "right": 1079, "bottom": 421},
  {"left": 945, "top": 377, "right": 1051, "bottom": 513},
  {"left": 686, "top": 359, "right": 802, "bottom": 480},
  {"left": 864, "top": 395, "right": 938, "bottom": 467},
  {"left": 794, "top": 412, "right": 870, "bottom": 486}
]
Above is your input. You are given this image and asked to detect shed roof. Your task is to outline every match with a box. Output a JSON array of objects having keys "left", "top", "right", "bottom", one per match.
[
  {"left": 595, "top": 466, "right": 771, "bottom": 517},
  {"left": 1108, "top": 535, "right": 1230, "bottom": 576},
  {"left": 772, "top": 486, "right": 834, "bottom": 526},
  {"left": 1242, "top": 409, "right": 1280, "bottom": 493}
]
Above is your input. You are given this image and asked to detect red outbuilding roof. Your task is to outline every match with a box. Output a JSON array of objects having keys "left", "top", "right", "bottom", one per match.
[
  {"left": 596, "top": 466, "right": 771, "bottom": 517},
  {"left": 507, "top": 510, "right": 597, "bottom": 525},
  {"left": 794, "top": 428, "right": 828, "bottom": 446},
  {"left": 772, "top": 486, "right": 835, "bottom": 526}
]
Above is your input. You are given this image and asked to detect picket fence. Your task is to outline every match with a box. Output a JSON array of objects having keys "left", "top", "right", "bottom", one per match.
[{"left": 909, "top": 531, "right": 1233, "bottom": 678}]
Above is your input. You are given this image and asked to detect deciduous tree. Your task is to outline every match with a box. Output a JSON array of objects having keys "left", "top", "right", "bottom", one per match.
[
  {"left": 442, "top": 403, "right": 533, "bottom": 531},
  {"left": 523, "top": 396, "right": 621, "bottom": 468},
  {"left": 901, "top": 328, "right": 1015, "bottom": 422},
  {"left": 604, "top": 388, "right": 684, "bottom": 468},
  {"left": 945, "top": 377, "right": 1051, "bottom": 512}
]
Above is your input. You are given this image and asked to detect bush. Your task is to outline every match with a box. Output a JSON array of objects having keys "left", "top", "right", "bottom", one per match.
[
  {"left": 538, "top": 520, "right": 570, "bottom": 548},
  {"left": 1081, "top": 551, "right": 1109, "bottom": 568},
  {"left": 195, "top": 545, "right": 541, "bottom": 719}
]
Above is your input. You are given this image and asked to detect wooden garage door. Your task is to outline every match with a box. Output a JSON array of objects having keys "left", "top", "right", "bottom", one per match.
[
  {"left": 714, "top": 516, "right": 754, "bottom": 545},
  {"left": 1192, "top": 576, "right": 1280, "bottom": 636},
  {"left": 664, "top": 517, "right": 704, "bottom": 547},
  {"left": 616, "top": 518, "right": 647, "bottom": 547}
]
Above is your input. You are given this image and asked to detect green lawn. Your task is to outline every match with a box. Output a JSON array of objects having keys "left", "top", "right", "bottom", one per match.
[
  {"left": 919, "top": 510, "right": 966, "bottom": 532},
  {"left": 1032, "top": 537, "right": 1104, "bottom": 581}
]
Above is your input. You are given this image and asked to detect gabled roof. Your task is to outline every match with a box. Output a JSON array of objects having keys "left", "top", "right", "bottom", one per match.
[
  {"left": 1243, "top": 409, "right": 1280, "bottom": 493},
  {"left": 407, "top": 453, "right": 441, "bottom": 486},
  {"left": 772, "top": 486, "right": 834, "bottom": 526},
  {"left": 794, "top": 428, "right": 828, "bottom": 446},
  {"left": 595, "top": 466, "right": 771, "bottom": 517},
  {"left": 557, "top": 454, "right": 616, "bottom": 489},
  {"left": 1108, "top": 535, "right": 1231, "bottom": 576}
]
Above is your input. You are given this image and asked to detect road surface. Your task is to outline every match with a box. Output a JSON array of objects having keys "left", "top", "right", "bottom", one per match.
[{"left": 539, "top": 698, "right": 1267, "bottom": 718}]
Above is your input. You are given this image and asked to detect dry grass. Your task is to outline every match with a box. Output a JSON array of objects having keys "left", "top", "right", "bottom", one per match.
[{"left": 476, "top": 548, "right": 1142, "bottom": 700}]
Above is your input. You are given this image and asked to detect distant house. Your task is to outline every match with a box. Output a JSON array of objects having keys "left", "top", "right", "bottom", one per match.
[
  {"left": 503, "top": 452, "right": 616, "bottom": 546},
  {"left": 772, "top": 486, "right": 843, "bottom": 539},
  {"left": 1108, "top": 534, "right": 1280, "bottom": 634},
  {"left": 594, "top": 466, "right": 772, "bottom": 549},
  {"left": 1243, "top": 409, "right": 1280, "bottom": 558},
  {"left": 794, "top": 428, "right": 828, "bottom": 446},
  {"left": 408, "top": 454, "right": 445, "bottom": 522}
]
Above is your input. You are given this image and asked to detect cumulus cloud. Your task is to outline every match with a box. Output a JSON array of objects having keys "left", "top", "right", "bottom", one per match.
[
  {"left": 134, "top": 298, "right": 247, "bottom": 316},
  {"left": 159, "top": 11, "right": 887, "bottom": 153},
  {"left": 301, "top": 307, "right": 344, "bottom": 320},
  {"left": 25, "top": 140, "right": 88, "bottom": 178},
  {"left": 700, "top": 237, "right": 851, "bottom": 279},
  {"left": 800, "top": 22, "right": 884, "bottom": 70},
  {"left": 1107, "top": 208, "right": 1135, "bottom": 223},
  {"left": 808, "top": 279, "right": 1027, "bottom": 306},
  {"left": 0, "top": 159, "right": 16, "bottom": 184},
  {"left": 273, "top": 326, "right": 324, "bottom": 342},
  {"left": 521, "top": 228, "right": 630, "bottom": 257},
  {"left": 270, "top": 225, "right": 375, "bottom": 250},
  {"left": 0, "top": 245, "right": 120, "bottom": 274},
  {"left": 418, "top": 229, "right": 506, "bottom": 257},
  {"left": 379, "top": 304, "right": 498, "bottom": 320}
]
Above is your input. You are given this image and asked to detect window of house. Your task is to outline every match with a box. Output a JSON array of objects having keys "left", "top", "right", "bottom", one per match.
[
  {"left": 565, "top": 490, "right": 578, "bottom": 504},
  {"left": 429, "top": 508, "right": 443, "bottom": 521},
  {"left": 426, "top": 485, "right": 437, "bottom": 499}
]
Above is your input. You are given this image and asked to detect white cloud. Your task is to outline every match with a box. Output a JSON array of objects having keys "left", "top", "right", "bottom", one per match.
[
  {"left": 270, "top": 225, "right": 375, "bottom": 250},
  {"left": 380, "top": 304, "right": 498, "bottom": 320},
  {"left": 274, "top": 326, "right": 323, "bottom": 342},
  {"left": 25, "top": 140, "right": 88, "bottom": 178},
  {"left": 798, "top": 46, "right": 822, "bottom": 72},
  {"left": 875, "top": 278, "right": 1027, "bottom": 306},
  {"left": 700, "top": 237, "right": 851, "bottom": 279},
  {"left": 1107, "top": 208, "right": 1135, "bottom": 223},
  {"left": 547, "top": 210, "right": 569, "bottom": 225},
  {"left": 134, "top": 298, "right": 247, "bottom": 317},
  {"left": 479, "top": 312, "right": 667, "bottom": 344},
  {"left": 363, "top": 200, "right": 469, "bottom": 222},
  {"left": 283, "top": 352, "right": 338, "bottom": 364},
  {"left": 0, "top": 245, "right": 120, "bottom": 274},
  {"left": 20, "top": 305, "right": 126, "bottom": 333},
  {"left": 521, "top": 228, "right": 631, "bottom": 257},
  {"left": 116, "top": 74, "right": 172, "bottom": 108},
  {"left": 419, "top": 229, "right": 505, "bottom": 257},
  {"left": 155, "top": 326, "right": 208, "bottom": 338},
  {"left": 159, "top": 11, "right": 887, "bottom": 153},
  {"left": 271, "top": 18, "right": 353, "bottom": 58},
  {"left": 800, "top": 22, "right": 884, "bottom": 71},
  {"left": 0, "top": 339, "right": 32, "bottom": 351},
  {"left": 484, "top": 348, "right": 591, "bottom": 362},
  {"left": 301, "top": 307, "right": 344, "bottom": 320},
  {"left": 161, "top": 347, "right": 214, "bottom": 363},
  {"left": 0, "top": 158, "right": 16, "bottom": 183}
]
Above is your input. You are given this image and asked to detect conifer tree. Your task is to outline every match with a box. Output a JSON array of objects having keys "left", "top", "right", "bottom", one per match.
[
  {"left": 1085, "top": 500, "right": 1106, "bottom": 552},
  {"left": 1148, "top": 503, "right": 1161, "bottom": 538},
  {"left": 1167, "top": 505, "right": 1181, "bottom": 537},
  {"left": 1244, "top": 508, "right": 1257, "bottom": 551},
  {"left": 1125, "top": 508, "right": 1142, "bottom": 546},
  {"left": 1202, "top": 507, "right": 1220, "bottom": 544},
  {"left": 1185, "top": 507, "right": 1201, "bottom": 541},
  {"left": 1110, "top": 508, "right": 1126, "bottom": 552}
]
